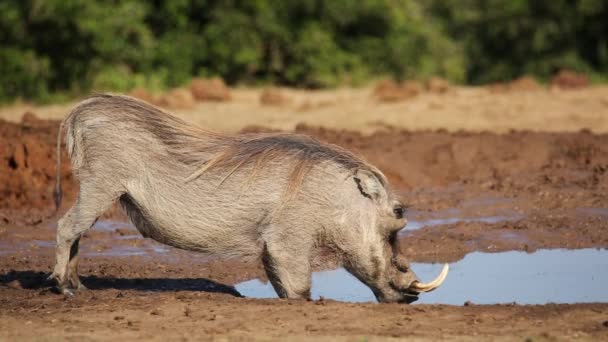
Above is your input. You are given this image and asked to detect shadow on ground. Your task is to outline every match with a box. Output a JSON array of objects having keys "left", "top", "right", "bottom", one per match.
[{"left": 0, "top": 270, "right": 242, "bottom": 297}]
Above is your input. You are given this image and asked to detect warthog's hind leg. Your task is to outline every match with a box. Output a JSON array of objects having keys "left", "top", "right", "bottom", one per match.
[
  {"left": 67, "top": 236, "right": 86, "bottom": 291},
  {"left": 50, "top": 181, "right": 121, "bottom": 296}
]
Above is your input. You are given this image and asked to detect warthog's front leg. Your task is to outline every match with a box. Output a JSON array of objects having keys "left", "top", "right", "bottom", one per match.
[{"left": 261, "top": 234, "right": 312, "bottom": 300}]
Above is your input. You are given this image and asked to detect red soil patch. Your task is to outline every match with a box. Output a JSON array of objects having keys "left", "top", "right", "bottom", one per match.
[{"left": 0, "top": 115, "right": 75, "bottom": 222}]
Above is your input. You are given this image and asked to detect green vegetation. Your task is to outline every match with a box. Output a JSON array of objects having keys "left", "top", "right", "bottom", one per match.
[
  {"left": 427, "top": 0, "right": 608, "bottom": 84},
  {"left": 1, "top": 0, "right": 607, "bottom": 102}
]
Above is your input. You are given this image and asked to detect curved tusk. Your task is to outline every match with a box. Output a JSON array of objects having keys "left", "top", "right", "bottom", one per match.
[{"left": 410, "top": 263, "right": 449, "bottom": 293}]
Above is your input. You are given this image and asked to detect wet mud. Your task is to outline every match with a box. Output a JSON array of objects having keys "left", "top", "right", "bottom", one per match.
[{"left": 1, "top": 117, "right": 608, "bottom": 340}]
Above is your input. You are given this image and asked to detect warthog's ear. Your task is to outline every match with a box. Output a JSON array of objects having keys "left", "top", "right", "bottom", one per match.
[{"left": 354, "top": 169, "right": 385, "bottom": 201}]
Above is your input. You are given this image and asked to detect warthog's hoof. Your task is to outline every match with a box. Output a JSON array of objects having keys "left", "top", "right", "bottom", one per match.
[
  {"left": 48, "top": 273, "right": 82, "bottom": 296},
  {"left": 71, "top": 281, "right": 88, "bottom": 291},
  {"left": 46, "top": 272, "right": 57, "bottom": 283},
  {"left": 60, "top": 287, "right": 75, "bottom": 297}
]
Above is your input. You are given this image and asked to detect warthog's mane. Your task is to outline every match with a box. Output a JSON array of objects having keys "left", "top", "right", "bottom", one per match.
[{"left": 78, "top": 94, "right": 387, "bottom": 200}]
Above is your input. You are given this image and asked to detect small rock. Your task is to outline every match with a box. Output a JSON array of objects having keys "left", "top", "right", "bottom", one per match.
[
  {"left": 114, "top": 228, "right": 133, "bottom": 236},
  {"left": 401, "top": 80, "right": 423, "bottom": 97},
  {"left": 129, "top": 89, "right": 159, "bottom": 104},
  {"left": 464, "top": 300, "right": 473, "bottom": 306},
  {"left": 21, "top": 111, "right": 41, "bottom": 126},
  {"left": 426, "top": 77, "right": 450, "bottom": 93},
  {"left": 260, "top": 88, "right": 290, "bottom": 106},
  {"left": 150, "top": 309, "right": 162, "bottom": 316},
  {"left": 6, "top": 280, "right": 23, "bottom": 289},
  {"left": 373, "top": 79, "right": 421, "bottom": 102},
  {"left": 190, "top": 77, "right": 231, "bottom": 102},
  {"left": 509, "top": 76, "right": 542, "bottom": 91},
  {"left": 551, "top": 70, "right": 588, "bottom": 89},
  {"left": 158, "top": 88, "right": 196, "bottom": 109}
]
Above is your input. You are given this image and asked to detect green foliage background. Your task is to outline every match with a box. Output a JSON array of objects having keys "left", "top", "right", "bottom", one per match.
[{"left": 1, "top": 0, "right": 606, "bottom": 102}]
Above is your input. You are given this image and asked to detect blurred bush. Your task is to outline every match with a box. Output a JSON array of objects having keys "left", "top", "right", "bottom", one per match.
[
  {"left": 427, "top": 0, "right": 608, "bottom": 84},
  {"left": 0, "top": 0, "right": 606, "bottom": 102}
]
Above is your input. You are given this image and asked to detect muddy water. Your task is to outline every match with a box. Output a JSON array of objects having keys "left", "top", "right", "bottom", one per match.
[{"left": 235, "top": 248, "right": 608, "bottom": 305}]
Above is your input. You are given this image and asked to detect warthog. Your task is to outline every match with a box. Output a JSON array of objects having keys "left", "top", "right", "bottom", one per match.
[{"left": 49, "top": 94, "right": 448, "bottom": 302}]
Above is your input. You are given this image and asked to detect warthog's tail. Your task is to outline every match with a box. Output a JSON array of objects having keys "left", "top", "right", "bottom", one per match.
[
  {"left": 53, "top": 103, "right": 80, "bottom": 212},
  {"left": 53, "top": 96, "right": 97, "bottom": 212},
  {"left": 53, "top": 118, "right": 66, "bottom": 212}
]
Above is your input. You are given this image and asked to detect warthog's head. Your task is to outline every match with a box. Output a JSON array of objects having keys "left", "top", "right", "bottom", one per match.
[{"left": 344, "top": 169, "right": 448, "bottom": 303}]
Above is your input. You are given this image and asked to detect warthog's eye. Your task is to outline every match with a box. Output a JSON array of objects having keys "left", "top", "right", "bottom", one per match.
[{"left": 393, "top": 205, "right": 405, "bottom": 219}]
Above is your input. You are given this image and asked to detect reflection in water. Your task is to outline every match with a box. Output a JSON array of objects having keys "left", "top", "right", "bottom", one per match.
[{"left": 235, "top": 248, "right": 608, "bottom": 305}]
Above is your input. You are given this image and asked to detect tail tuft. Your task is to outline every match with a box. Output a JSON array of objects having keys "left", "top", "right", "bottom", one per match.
[
  {"left": 53, "top": 187, "right": 62, "bottom": 212},
  {"left": 53, "top": 119, "right": 66, "bottom": 213}
]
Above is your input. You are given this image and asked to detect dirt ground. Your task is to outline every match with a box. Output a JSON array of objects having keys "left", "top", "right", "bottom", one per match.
[{"left": 1, "top": 85, "right": 608, "bottom": 340}]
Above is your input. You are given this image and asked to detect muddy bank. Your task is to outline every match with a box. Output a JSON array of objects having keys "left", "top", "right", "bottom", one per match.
[
  {"left": 1, "top": 285, "right": 607, "bottom": 340},
  {"left": 3, "top": 117, "right": 608, "bottom": 215}
]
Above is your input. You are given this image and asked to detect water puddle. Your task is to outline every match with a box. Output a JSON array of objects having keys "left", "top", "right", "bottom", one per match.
[
  {"left": 235, "top": 248, "right": 608, "bottom": 305},
  {"left": 404, "top": 215, "right": 521, "bottom": 232},
  {"left": 79, "top": 246, "right": 168, "bottom": 257},
  {"left": 402, "top": 201, "right": 524, "bottom": 233},
  {"left": 0, "top": 241, "right": 15, "bottom": 256},
  {"left": 576, "top": 208, "right": 608, "bottom": 217},
  {"left": 92, "top": 221, "right": 137, "bottom": 233},
  {"left": 32, "top": 240, "right": 54, "bottom": 248}
]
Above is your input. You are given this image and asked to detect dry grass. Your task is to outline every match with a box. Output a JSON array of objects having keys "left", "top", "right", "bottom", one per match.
[{"left": 2, "top": 85, "right": 608, "bottom": 134}]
